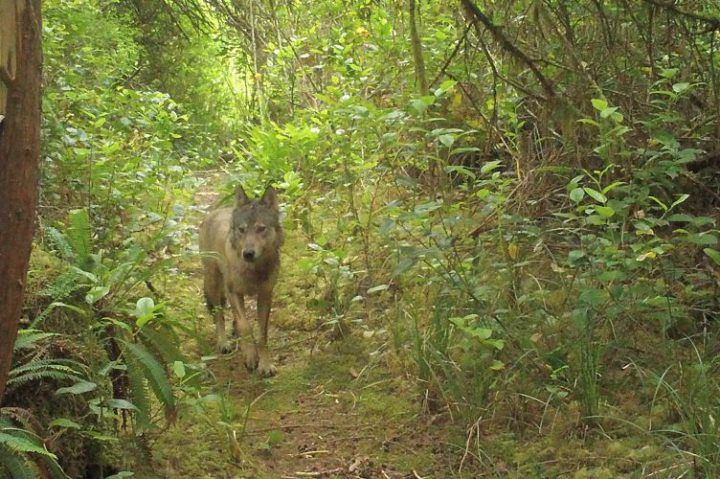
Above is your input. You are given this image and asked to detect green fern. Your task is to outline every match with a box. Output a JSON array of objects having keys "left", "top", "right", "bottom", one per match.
[
  {"left": 139, "top": 324, "right": 184, "bottom": 365},
  {"left": 7, "top": 359, "right": 83, "bottom": 390},
  {"left": 121, "top": 341, "right": 176, "bottom": 422},
  {"left": 0, "top": 445, "right": 38, "bottom": 479},
  {"left": 66, "top": 208, "right": 92, "bottom": 269},
  {"left": 0, "top": 417, "right": 69, "bottom": 479},
  {"left": 125, "top": 352, "right": 151, "bottom": 431},
  {"left": 43, "top": 209, "right": 93, "bottom": 271},
  {"left": 12, "top": 330, "right": 59, "bottom": 352},
  {"left": 40, "top": 267, "right": 94, "bottom": 299},
  {"left": 43, "top": 226, "right": 73, "bottom": 263},
  {"left": 0, "top": 431, "right": 55, "bottom": 457}
]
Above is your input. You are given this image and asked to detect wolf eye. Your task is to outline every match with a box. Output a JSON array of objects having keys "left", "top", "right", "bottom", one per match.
[
  {"left": 256, "top": 225, "right": 267, "bottom": 233},
  {"left": 237, "top": 226, "right": 246, "bottom": 234}
]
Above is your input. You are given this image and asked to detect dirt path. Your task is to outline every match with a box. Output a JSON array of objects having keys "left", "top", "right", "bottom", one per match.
[{"left": 149, "top": 173, "right": 455, "bottom": 479}]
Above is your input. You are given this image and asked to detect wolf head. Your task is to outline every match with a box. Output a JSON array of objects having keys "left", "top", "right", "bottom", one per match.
[{"left": 230, "top": 185, "right": 283, "bottom": 264}]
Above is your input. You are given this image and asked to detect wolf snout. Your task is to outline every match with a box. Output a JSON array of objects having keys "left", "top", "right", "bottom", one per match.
[{"left": 242, "top": 249, "right": 256, "bottom": 261}]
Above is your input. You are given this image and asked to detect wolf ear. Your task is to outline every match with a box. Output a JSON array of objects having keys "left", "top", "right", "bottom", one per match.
[
  {"left": 235, "top": 185, "right": 250, "bottom": 206},
  {"left": 260, "top": 186, "right": 278, "bottom": 210}
]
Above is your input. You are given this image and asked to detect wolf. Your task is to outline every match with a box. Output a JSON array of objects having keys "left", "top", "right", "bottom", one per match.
[{"left": 199, "top": 185, "right": 283, "bottom": 376}]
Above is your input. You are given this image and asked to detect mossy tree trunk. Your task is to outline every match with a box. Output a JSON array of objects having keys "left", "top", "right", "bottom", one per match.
[
  {"left": 408, "top": 0, "right": 427, "bottom": 95},
  {"left": 0, "top": 0, "right": 42, "bottom": 403}
]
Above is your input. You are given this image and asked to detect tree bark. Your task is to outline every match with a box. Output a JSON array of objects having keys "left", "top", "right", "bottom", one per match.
[
  {"left": 0, "top": 0, "right": 42, "bottom": 404},
  {"left": 408, "top": 0, "right": 427, "bottom": 95}
]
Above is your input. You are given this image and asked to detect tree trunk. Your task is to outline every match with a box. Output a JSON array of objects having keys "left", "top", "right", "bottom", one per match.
[
  {"left": 0, "top": 0, "right": 42, "bottom": 404},
  {"left": 408, "top": 0, "right": 427, "bottom": 95}
]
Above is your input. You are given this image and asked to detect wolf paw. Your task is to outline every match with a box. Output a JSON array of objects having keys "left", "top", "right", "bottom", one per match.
[
  {"left": 257, "top": 359, "right": 277, "bottom": 377},
  {"left": 242, "top": 345, "right": 259, "bottom": 371},
  {"left": 218, "top": 340, "right": 235, "bottom": 354}
]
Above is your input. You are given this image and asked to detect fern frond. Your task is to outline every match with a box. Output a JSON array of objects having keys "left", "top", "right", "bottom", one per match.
[
  {"left": 38, "top": 267, "right": 93, "bottom": 308},
  {"left": 139, "top": 325, "right": 184, "bottom": 364},
  {"left": 0, "top": 409, "right": 42, "bottom": 437},
  {"left": 0, "top": 431, "right": 56, "bottom": 458},
  {"left": 13, "top": 330, "right": 58, "bottom": 352},
  {"left": 6, "top": 371, "right": 82, "bottom": 389},
  {"left": 0, "top": 423, "right": 70, "bottom": 479},
  {"left": 125, "top": 352, "right": 151, "bottom": 432},
  {"left": 121, "top": 341, "right": 176, "bottom": 415},
  {"left": 43, "top": 226, "right": 73, "bottom": 262},
  {"left": 9, "top": 359, "right": 82, "bottom": 376},
  {"left": 7, "top": 359, "right": 83, "bottom": 389},
  {"left": 0, "top": 444, "right": 38, "bottom": 479},
  {"left": 67, "top": 208, "right": 92, "bottom": 269},
  {"left": 38, "top": 455, "right": 71, "bottom": 479}
]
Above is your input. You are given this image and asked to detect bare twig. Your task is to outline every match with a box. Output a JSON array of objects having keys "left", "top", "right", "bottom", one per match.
[
  {"left": 429, "top": 21, "right": 473, "bottom": 89},
  {"left": 642, "top": 0, "right": 720, "bottom": 31},
  {"left": 293, "top": 449, "right": 331, "bottom": 457},
  {"left": 459, "top": 0, "right": 556, "bottom": 100},
  {"left": 294, "top": 468, "right": 343, "bottom": 477}
]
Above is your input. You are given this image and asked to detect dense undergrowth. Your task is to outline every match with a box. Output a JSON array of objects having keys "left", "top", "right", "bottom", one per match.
[{"left": 3, "top": 0, "right": 720, "bottom": 477}]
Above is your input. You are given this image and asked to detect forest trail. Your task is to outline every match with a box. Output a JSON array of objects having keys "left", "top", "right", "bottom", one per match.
[{"left": 150, "top": 172, "right": 454, "bottom": 479}]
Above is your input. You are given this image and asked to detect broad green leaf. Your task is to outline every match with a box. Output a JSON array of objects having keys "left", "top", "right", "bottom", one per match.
[
  {"left": 597, "top": 270, "right": 626, "bottom": 282},
  {"left": 568, "top": 250, "right": 586, "bottom": 264},
  {"left": 600, "top": 106, "right": 618, "bottom": 119},
  {"left": 105, "top": 399, "right": 138, "bottom": 411},
  {"left": 438, "top": 79, "right": 457, "bottom": 91},
  {"left": 704, "top": 248, "right": 720, "bottom": 266},
  {"left": 56, "top": 381, "right": 97, "bottom": 396},
  {"left": 648, "top": 196, "right": 668, "bottom": 211},
  {"left": 636, "top": 251, "right": 657, "bottom": 262},
  {"left": 684, "top": 233, "right": 718, "bottom": 246},
  {"left": 485, "top": 338, "right": 505, "bottom": 350},
  {"left": 445, "top": 165, "right": 476, "bottom": 179},
  {"left": 601, "top": 181, "right": 626, "bottom": 195},
  {"left": 595, "top": 206, "right": 615, "bottom": 218},
  {"left": 134, "top": 297, "right": 155, "bottom": 319},
  {"left": 450, "top": 146, "right": 481, "bottom": 156},
  {"left": 569, "top": 188, "right": 585, "bottom": 203},
  {"left": 591, "top": 98, "right": 608, "bottom": 111},
  {"left": 476, "top": 188, "right": 491, "bottom": 200},
  {"left": 670, "top": 194, "right": 689, "bottom": 210},
  {"left": 585, "top": 214, "right": 605, "bottom": 225},
  {"left": 583, "top": 187, "right": 607, "bottom": 204},
  {"left": 49, "top": 418, "right": 82, "bottom": 429},
  {"left": 661, "top": 68, "right": 678, "bottom": 79},
  {"left": 173, "top": 360, "right": 186, "bottom": 379},
  {"left": 490, "top": 360, "right": 505, "bottom": 371},
  {"left": 666, "top": 213, "right": 694, "bottom": 223},
  {"left": 578, "top": 118, "right": 601, "bottom": 128},
  {"left": 480, "top": 160, "right": 502, "bottom": 174},
  {"left": 85, "top": 285, "right": 109, "bottom": 305},
  {"left": 672, "top": 82, "right": 690, "bottom": 93},
  {"left": 437, "top": 134, "right": 455, "bottom": 147}
]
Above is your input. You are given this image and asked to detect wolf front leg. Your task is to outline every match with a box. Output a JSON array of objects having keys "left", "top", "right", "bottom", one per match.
[
  {"left": 228, "top": 292, "right": 258, "bottom": 371},
  {"left": 203, "top": 264, "right": 231, "bottom": 353},
  {"left": 256, "top": 288, "right": 277, "bottom": 377}
]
